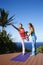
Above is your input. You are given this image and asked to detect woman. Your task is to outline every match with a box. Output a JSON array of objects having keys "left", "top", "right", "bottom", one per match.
[
  {"left": 9, "top": 23, "right": 29, "bottom": 55},
  {"left": 27, "top": 23, "right": 37, "bottom": 55}
]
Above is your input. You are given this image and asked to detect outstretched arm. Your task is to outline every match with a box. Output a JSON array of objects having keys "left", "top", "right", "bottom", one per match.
[{"left": 8, "top": 23, "right": 20, "bottom": 31}]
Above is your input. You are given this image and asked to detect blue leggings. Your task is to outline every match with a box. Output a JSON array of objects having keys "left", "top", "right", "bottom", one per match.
[{"left": 32, "top": 36, "right": 36, "bottom": 55}]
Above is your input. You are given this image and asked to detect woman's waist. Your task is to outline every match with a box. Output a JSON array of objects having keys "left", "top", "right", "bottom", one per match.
[{"left": 31, "top": 35, "right": 37, "bottom": 40}]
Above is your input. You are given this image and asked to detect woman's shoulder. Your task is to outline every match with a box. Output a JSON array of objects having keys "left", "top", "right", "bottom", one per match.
[{"left": 19, "top": 28, "right": 24, "bottom": 30}]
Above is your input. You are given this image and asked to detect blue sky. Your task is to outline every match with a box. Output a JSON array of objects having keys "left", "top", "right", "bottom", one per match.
[{"left": 0, "top": 0, "right": 43, "bottom": 42}]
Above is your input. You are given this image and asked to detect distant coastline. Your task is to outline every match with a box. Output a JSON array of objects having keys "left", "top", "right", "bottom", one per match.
[{"left": 15, "top": 42, "right": 43, "bottom": 50}]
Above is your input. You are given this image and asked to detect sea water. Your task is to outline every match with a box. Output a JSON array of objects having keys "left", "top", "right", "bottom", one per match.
[{"left": 16, "top": 42, "right": 43, "bottom": 50}]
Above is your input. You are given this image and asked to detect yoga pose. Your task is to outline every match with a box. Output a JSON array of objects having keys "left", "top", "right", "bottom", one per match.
[
  {"left": 27, "top": 23, "right": 37, "bottom": 55},
  {"left": 9, "top": 23, "right": 29, "bottom": 55}
]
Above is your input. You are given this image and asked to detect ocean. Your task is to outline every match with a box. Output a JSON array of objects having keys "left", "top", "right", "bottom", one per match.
[{"left": 16, "top": 42, "right": 43, "bottom": 50}]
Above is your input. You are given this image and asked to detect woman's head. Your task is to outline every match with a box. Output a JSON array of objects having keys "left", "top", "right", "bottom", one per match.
[
  {"left": 28, "top": 23, "right": 34, "bottom": 30},
  {"left": 19, "top": 23, "right": 23, "bottom": 28},
  {"left": 28, "top": 23, "right": 33, "bottom": 28}
]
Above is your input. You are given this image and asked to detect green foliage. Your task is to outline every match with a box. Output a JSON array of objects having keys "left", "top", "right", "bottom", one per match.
[
  {"left": 25, "top": 48, "right": 31, "bottom": 52},
  {"left": 36, "top": 46, "right": 43, "bottom": 53},
  {"left": 0, "top": 8, "right": 15, "bottom": 27},
  {"left": 0, "top": 30, "right": 19, "bottom": 54}
]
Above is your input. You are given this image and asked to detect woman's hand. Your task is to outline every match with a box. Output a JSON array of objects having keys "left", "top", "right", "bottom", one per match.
[
  {"left": 10, "top": 23, "right": 13, "bottom": 25},
  {"left": 27, "top": 32, "right": 30, "bottom": 36},
  {"left": 7, "top": 23, "right": 13, "bottom": 25},
  {"left": 27, "top": 31, "right": 32, "bottom": 36}
]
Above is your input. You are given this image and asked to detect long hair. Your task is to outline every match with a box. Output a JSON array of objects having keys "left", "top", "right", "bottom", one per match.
[{"left": 29, "top": 23, "right": 35, "bottom": 32}]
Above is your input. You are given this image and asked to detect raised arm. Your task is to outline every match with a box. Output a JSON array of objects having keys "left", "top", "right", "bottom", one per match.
[{"left": 8, "top": 23, "right": 20, "bottom": 31}]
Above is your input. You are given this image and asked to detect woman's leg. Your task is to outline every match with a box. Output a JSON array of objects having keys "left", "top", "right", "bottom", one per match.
[
  {"left": 32, "top": 39, "right": 36, "bottom": 55},
  {"left": 32, "top": 43, "right": 36, "bottom": 55},
  {"left": 22, "top": 39, "right": 25, "bottom": 55},
  {"left": 20, "top": 37, "right": 25, "bottom": 55}
]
